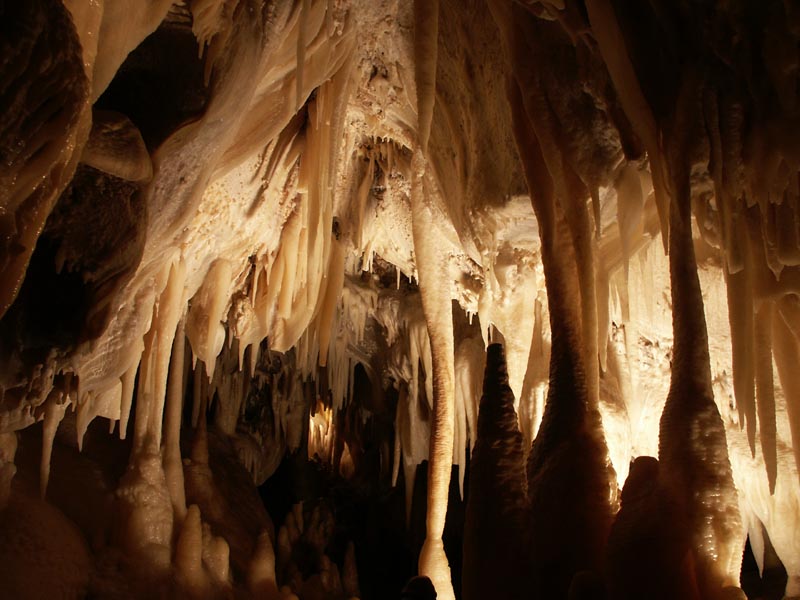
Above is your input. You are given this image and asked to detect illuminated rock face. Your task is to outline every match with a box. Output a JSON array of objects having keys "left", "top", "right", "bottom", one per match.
[{"left": 0, "top": 0, "right": 799, "bottom": 598}]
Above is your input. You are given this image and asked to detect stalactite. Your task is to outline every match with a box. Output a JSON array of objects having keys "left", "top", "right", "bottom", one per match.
[
  {"left": 133, "top": 307, "right": 158, "bottom": 456},
  {"left": 355, "top": 157, "right": 375, "bottom": 250},
  {"left": 519, "top": 294, "right": 549, "bottom": 450},
  {"left": 413, "top": 0, "right": 439, "bottom": 153},
  {"left": 192, "top": 361, "right": 207, "bottom": 429},
  {"left": 754, "top": 302, "right": 778, "bottom": 494},
  {"left": 725, "top": 257, "right": 757, "bottom": 455},
  {"left": 392, "top": 380, "right": 429, "bottom": 526},
  {"left": 317, "top": 239, "right": 346, "bottom": 368},
  {"left": 150, "top": 262, "right": 187, "bottom": 449},
  {"left": 774, "top": 296, "right": 800, "bottom": 483},
  {"left": 296, "top": 0, "right": 312, "bottom": 111},
  {"left": 119, "top": 364, "right": 138, "bottom": 441},
  {"left": 583, "top": 0, "right": 671, "bottom": 252},
  {"left": 40, "top": 392, "right": 69, "bottom": 499},
  {"left": 454, "top": 335, "right": 483, "bottom": 498},
  {"left": 596, "top": 260, "right": 611, "bottom": 374},
  {"left": 615, "top": 162, "right": 645, "bottom": 281},
  {"left": 164, "top": 318, "right": 188, "bottom": 522},
  {"left": 187, "top": 260, "right": 232, "bottom": 380}
]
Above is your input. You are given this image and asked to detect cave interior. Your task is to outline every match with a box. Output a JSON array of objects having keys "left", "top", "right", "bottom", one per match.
[{"left": 1, "top": 0, "right": 800, "bottom": 599}]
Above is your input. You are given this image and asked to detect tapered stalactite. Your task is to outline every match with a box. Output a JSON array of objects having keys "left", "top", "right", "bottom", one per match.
[
  {"left": 317, "top": 238, "right": 345, "bottom": 368},
  {"left": 754, "top": 302, "right": 777, "bottom": 494},
  {"left": 583, "top": 0, "right": 671, "bottom": 252},
  {"left": 725, "top": 262, "right": 757, "bottom": 455},
  {"left": 774, "top": 296, "right": 800, "bottom": 488},
  {"left": 164, "top": 318, "right": 188, "bottom": 522},
  {"left": 119, "top": 364, "right": 138, "bottom": 441},
  {"left": 39, "top": 393, "right": 69, "bottom": 499},
  {"left": 148, "top": 261, "right": 186, "bottom": 452},
  {"left": 414, "top": 0, "right": 439, "bottom": 153},
  {"left": 463, "top": 344, "right": 529, "bottom": 600},
  {"left": 659, "top": 77, "right": 742, "bottom": 593}
]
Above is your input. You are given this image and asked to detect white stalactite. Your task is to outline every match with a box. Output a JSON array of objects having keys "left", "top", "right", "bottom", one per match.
[
  {"left": 40, "top": 393, "right": 69, "bottom": 499},
  {"left": 164, "top": 317, "right": 188, "bottom": 523}
]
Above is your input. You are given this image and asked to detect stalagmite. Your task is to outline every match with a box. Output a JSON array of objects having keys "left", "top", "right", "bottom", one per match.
[
  {"left": 205, "top": 535, "right": 231, "bottom": 585},
  {"left": 176, "top": 504, "right": 206, "bottom": 594},
  {"left": 463, "top": 344, "right": 529, "bottom": 600},
  {"left": 342, "top": 541, "right": 360, "bottom": 599},
  {"left": 277, "top": 525, "right": 292, "bottom": 582},
  {"left": 605, "top": 456, "right": 702, "bottom": 600},
  {"left": 249, "top": 531, "right": 281, "bottom": 600},
  {"left": 115, "top": 447, "right": 174, "bottom": 573}
]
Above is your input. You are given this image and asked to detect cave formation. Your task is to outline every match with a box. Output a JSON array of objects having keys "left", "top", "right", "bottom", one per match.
[{"left": 1, "top": 0, "right": 800, "bottom": 598}]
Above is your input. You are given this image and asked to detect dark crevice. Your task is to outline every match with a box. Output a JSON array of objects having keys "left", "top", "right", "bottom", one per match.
[{"left": 94, "top": 10, "right": 209, "bottom": 151}]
